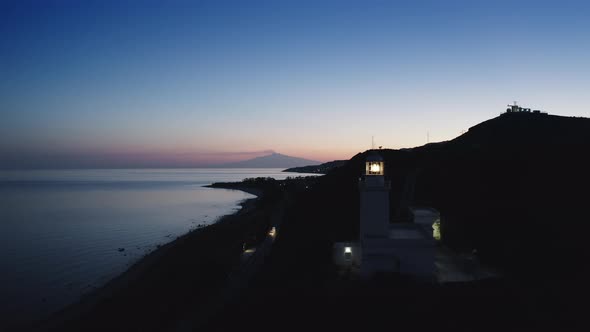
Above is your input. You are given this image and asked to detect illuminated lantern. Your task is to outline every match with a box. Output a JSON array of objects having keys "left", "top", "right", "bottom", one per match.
[{"left": 366, "top": 154, "right": 384, "bottom": 176}]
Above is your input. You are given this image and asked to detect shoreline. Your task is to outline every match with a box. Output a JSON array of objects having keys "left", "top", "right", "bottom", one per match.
[
  {"left": 203, "top": 183, "right": 263, "bottom": 198},
  {"left": 35, "top": 184, "right": 262, "bottom": 332}
]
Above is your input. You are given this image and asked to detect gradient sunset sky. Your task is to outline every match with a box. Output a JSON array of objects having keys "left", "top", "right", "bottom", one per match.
[{"left": 2, "top": 0, "right": 589, "bottom": 168}]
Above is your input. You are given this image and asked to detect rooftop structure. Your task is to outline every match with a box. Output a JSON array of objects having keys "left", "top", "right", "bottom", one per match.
[{"left": 505, "top": 102, "right": 547, "bottom": 115}]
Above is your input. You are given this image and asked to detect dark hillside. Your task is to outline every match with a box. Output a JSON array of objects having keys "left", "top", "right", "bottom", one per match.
[
  {"left": 413, "top": 113, "right": 590, "bottom": 276},
  {"left": 305, "top": 112, "right": 590, "bottom": 279},
  {"left": 207, "top": 113, "right": 590, "bottom": 332},
  {"left": 263, "top": 112, "right": 590, "bottom": 279},
  {"left": 274, "top": 112, "right": 589, "bottom": 306}
]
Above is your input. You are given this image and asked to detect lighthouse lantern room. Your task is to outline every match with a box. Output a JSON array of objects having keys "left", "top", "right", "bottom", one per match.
[{"left": 366, "top": 158, "right": 384, "bottom": 176}]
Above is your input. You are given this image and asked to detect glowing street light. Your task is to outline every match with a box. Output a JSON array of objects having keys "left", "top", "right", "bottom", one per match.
[
  {"left": 268, "top": 226, "right": 277, "bottom": 238},
  {"left": 344, "top": 246, "right": 353, "bottom": 261}
]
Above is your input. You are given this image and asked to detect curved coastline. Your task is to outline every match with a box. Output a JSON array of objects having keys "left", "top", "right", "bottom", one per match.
[{"left": 35, "top": 184, "right": 262, "bottom": 332}]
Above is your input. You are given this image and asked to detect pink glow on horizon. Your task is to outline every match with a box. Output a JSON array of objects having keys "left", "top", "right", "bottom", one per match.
[{"left": 3, "top": 145, "right": 353, "bottom": 168}]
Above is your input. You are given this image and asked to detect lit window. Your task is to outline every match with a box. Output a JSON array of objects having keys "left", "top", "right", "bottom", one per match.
[
  {"left": 344, "top": 246, "right": 352, "bottom": 261},
  {"left": 433, "top": 221, "right": 441, "bottom": 241},
  {"left": 370, "top": 163, "right": 381, "bottom": 173}
]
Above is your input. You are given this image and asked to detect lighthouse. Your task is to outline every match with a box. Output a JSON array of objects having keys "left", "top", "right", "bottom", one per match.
[
  {"left": 359, "top": 152, "right": 390, "bottom": 242},
  {"left": 358, "top": 151, "right": 436, "bottom": 279},
  {"left": 333, "top": 150, "right": 436, "bottom": 279},
  {"left": 358, "top": 151, "right": 397, "bottom": 277}
]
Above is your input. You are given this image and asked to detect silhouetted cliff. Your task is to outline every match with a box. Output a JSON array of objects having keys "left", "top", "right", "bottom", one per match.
[
  {"left": 204, "top": 112, "right": 590, "bottom": 332},
  {"left": 290, "top": 112, "right": 590, "bottom": 280}
]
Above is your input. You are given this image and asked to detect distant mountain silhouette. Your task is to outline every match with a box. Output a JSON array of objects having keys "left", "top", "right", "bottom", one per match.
[{"left": 219, "top": 153, "right": 320, "bottom": 168}]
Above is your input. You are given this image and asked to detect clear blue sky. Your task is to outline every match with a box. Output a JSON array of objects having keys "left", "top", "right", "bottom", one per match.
[{"left": 2, "top": 0, "right": 589, "bottom": 168}]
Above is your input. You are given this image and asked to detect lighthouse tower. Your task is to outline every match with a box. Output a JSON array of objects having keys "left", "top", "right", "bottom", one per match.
[
  {"left": 333, "top": 150, "right": 435, "bottom": 279},
  {"left": 359, "top": 152, "right": 390, "bottom": 240},
  {"left": 357, "top": 151, "right": 437, "bottom": 279},
  {"left": 359, "top": 151, "right": 395, "bottom": 277}
]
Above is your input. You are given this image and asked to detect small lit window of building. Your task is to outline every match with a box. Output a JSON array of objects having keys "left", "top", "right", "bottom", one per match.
[
  {"left": 432, "top": 220, "right": 441, "bottom": 241},
  {"left": 344, "top": 246, "right": 352, "bottom": 260}
]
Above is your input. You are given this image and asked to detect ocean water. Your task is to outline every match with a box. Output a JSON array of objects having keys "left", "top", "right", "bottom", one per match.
[{"left": 0, "top": 168, "right": 313, "bottom": 327}]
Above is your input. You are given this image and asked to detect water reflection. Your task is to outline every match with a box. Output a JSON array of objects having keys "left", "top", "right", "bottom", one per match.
[{"left": 0, "top": 169, "right": 314, "bottom": 328}]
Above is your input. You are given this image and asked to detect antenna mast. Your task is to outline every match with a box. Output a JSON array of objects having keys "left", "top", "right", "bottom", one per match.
[{"left": 372, "top": 136, "right": 375, "bottom": 150}]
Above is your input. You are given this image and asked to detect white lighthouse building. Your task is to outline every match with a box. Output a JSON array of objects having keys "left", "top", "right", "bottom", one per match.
[
  {"left": 358, "top": 151, "right": 436, "bottom": 279},
  {"left": 360, "top": 153, "right": 390, "bottom": 240},
  {"left": 359, "top": 152, "right": 398, "bottom": 277},
  {"left": 333, "top": 151, "right": 436, "bottom": 279}
]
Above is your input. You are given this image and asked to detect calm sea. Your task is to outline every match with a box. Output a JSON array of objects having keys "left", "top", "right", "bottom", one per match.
[{"left": 0, "top": 168, "right": 314, "bottom": 327}]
